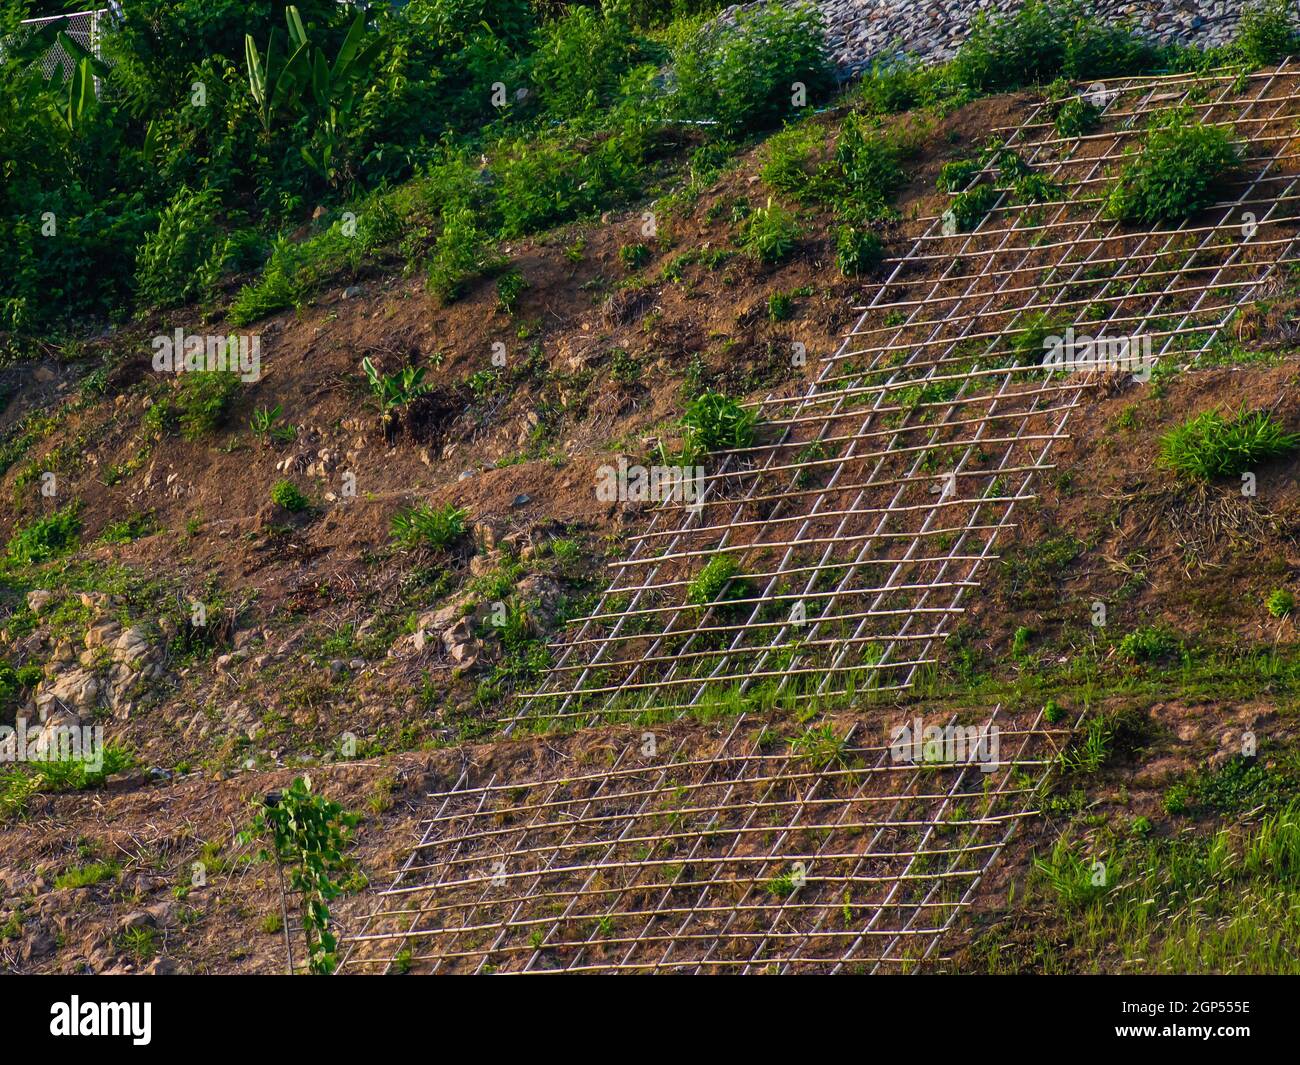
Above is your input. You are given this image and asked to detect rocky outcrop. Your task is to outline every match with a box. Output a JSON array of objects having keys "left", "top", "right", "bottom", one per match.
[
  {"left": 393, "top": 570, "right": 565, "bottom": 677},
  {"left": 400, "top": 595, "right": 490, "bottom": 674},
  {"left": 18, "top": 597, "right": 165, "bottom": 729}
]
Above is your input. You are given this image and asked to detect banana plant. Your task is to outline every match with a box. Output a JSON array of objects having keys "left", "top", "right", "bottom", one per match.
[
  {"left": 244, "top": 13, "right": 309, "bottom": 134},
  {"left": 57, "top": 56, "right": 95, "bottom": 132},
  {"left": 244, "top": 6, "right": 385, "bottom": 183},
  {"left": 361, "top": 357, "right": 433, "bottom": 435},
  {"left": 296, "top": 8, "right": 387, "bottom": 183},
  {"left": 50, "top": 30, "right": 109, "bottom": 133}
]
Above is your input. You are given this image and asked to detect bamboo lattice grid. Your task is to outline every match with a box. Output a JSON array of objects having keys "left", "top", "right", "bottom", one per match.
[
  {"left": 512, "top": 63, "right": 1300, "bottom": 728},
  {"left": 339, "top": 65, "right": 1300, "bottom": 974},
  {"left": 338, "top": 707, "right": 1068, "bottom": 973}
]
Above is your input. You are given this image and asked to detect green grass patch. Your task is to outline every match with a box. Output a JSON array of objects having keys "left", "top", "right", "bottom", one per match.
[
  {"left": 390, "top": 502, "right": 469, "bottom": 551},
  {"left": 5, "top": 507, "right": 82, "bottom": 567},
  {"left": 1157, "top": 407, "right": 1300, "bottom": 482}
]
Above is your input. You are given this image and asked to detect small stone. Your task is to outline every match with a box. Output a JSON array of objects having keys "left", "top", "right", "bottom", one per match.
[
  {"left": 84, "top": 619, "right": 123, "bottom": 650},
  {"left": 146, "top": 899, "right": 180, "bottom": 928},
  {"left": 26, "top": 589, "right": 53, "bottom": 614},
  {"left": 117, "top": 911, "right": 155, "bottom": 934},
  {"left": 19, "top": 929, "right": 56, "bottom": 962}
]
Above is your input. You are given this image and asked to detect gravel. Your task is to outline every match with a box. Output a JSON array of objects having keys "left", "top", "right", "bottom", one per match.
[{"left": 717, "top": 1, "right": 1246, "bottom": 77}]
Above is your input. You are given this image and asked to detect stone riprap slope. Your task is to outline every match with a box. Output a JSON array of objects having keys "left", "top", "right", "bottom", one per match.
[{"left": 719, "top": 0, "right": 1244, "bottom": 75}]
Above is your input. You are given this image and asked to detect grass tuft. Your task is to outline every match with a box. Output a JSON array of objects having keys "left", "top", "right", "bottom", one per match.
[{"left": 1157, "top": 407, "right": 1300, "bottom": 482}]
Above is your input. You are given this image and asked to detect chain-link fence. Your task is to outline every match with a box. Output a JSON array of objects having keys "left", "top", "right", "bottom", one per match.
[{"left": 5, "top": 8, "right": 109, "bottom": 83}]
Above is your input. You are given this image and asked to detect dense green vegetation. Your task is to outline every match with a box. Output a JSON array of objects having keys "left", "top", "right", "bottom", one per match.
[
  {"left": 4, "top": 0, "right": 1297, "bottom": 344},
  {"left": 1017, "top": 799, "right": 1300, "bottom": 973},
  {"left": 0, "top": 0, "right": 825, "bottom": 334}
]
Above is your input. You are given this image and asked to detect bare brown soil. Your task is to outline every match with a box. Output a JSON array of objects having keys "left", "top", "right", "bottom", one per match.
[{"left": 3, "top": 86, "right": 1300, "bottom": 974}]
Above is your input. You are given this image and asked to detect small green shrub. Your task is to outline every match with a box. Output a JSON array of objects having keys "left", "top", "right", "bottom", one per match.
[
  {"left": 531, "top": 5, "right": 637, "bottom": 119},
  {"left": 271, "top": 480, "right": 309, "bottom": 513},
  {"left": 670, "top": 2, "right": 835, "bottom": 138},
  {"left": 619, "top": 242, "right": 652, "bottom": 271},
  {"left": 830, "top": 112, "right": 909, "bottom": 219},
  {"left": 1118, "top": 625, "right": 1179, "bottom": 663},
  {"left": 767, "top": 291, "right": 794, "bottom": 321},
  {"left": 1011, "top": 625, "right": 1032, "bottom": 658},
  {"left": 686, "top": 553, "right": 745, "bottom": 606},
  {"left": 945, "top": 183, "right": 999, "bottom": 232},
  {"left": 610, "top": 348, "right": 642, "bottom": 385},
  {"left": 1006, "top": 310, "right": 1067, "bottom": 365},
  {"left": 134, "top": 186, "right": 230, "bottom": 308},
  {"left": 1236, "top": 0, "right": 1300, "bottom": 67},
  {"left": 390, "top": 502, "right": 469, "bottom": 550},
  {"left": 993, "top": 148, "right": 1032, "bottom": 183},
  {"left": 1163, "top": 781, "right": 1192, "bottom": 815},
  {"left": 228, "top": 228, "right": 352, "bottom": 327},
  {"left": 0, "top": 661, "right": 42, "bottom": 711},
  {"left": 1266, "top": 588, "right": 1296, "bottom": 618},
  {"left": 240, "top": 776, "right": 358, "bottom": 975},
  {"left": 229, "top": 258, "right": 301, "bottom": 326},
  {"left": 834, "top": 226, "right": 883, "bottom": 277},
  {"left": 738, "top": 198, "right": 800, "bottom": 264},
  {"left": 496, "top": 268, "right": 526, "bottom": 313},
  {"left": 1157, "top": 407, "right": 1300, "bottom": 481},
  {"left": 1010, "top": 172, "right": 1063, "bottom": 204},
  {"left": 175, "top": 371, "right": 240, "bottom": 439},
  {"left": 427, "top": 206, "right": 500, "bottom": 303},
  {"left": 759, "top": 122, "right": 826, "bottom": 197},
  {"left": 854, "top": 58, "right": 945, "bottom": 115},
  {"left": 1104, "top": 108, "right": 1241, "bottom": 225},
  {"left": 954, "top": 2, "right": 1070, "bottom": 92},
  {"left": 764, "top": 868, "right": 801, "bottom": 897},
  {"left": 549, "top": 537, "right": 580, "bottom": 566},
  {"left": 936, "top": 158, "right": 981, "bottom": 193},
  {"left": 1051, "top": 94, "right": 1102, "bottom": 138},
  {"left": 953, "top": 1, "right": 1161, "bottom": 94},
  {"left": 493, "top": 139, "right": 581, "bottom": 237}
]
